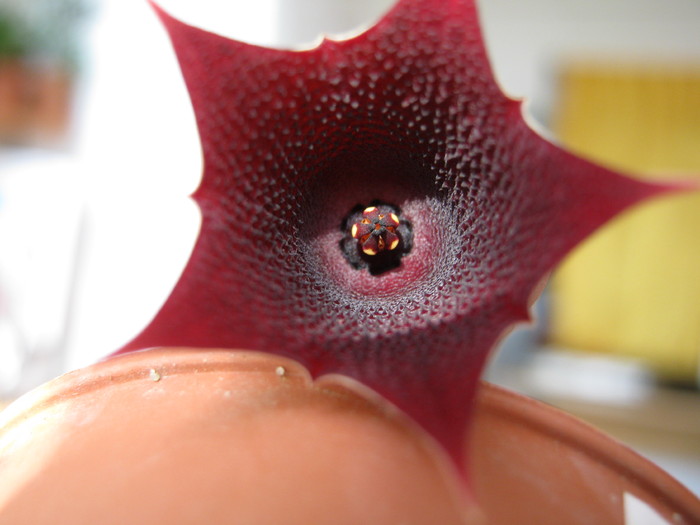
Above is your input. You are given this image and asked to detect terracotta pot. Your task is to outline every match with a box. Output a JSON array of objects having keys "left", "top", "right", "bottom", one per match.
[
  {"left": 0, "top": 348, "right": 697, "bottom": 524},
  {"left": 0, "top": 59, "right": 73, "bottom": 146}
]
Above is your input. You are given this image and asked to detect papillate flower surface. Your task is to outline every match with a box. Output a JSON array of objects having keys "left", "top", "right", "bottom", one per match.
[{"left": 120, "top": 0, "right": 675, "bottom": 473}]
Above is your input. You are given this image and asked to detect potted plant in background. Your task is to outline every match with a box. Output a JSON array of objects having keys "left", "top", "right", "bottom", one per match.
[
  {"left": 0, "top": 0, "right": 698, "bottom": 523},
  {"left": 0, "top": 0, "right": 86, "bottom": 146}
]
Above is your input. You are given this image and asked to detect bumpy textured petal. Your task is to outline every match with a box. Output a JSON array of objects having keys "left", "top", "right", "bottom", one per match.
[{"left": 120, "top": 0, "right": 675, "bottom": 473}]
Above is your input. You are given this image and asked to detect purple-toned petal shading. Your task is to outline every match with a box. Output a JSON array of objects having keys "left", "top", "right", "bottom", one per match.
[{"left": 119, "top": 0, "right": 679, "bottom": 477}]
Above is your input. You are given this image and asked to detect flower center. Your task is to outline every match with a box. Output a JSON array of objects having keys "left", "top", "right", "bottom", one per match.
[
  {"left": 340, "top": 202, "right": 413, "bottom": 275},
  {"left": 351, "top": 206, "right": 401, "bottom": 256}
]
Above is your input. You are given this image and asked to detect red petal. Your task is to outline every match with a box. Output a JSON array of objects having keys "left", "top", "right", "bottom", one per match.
[{"left": 119, "top": 0, "right": 681, "bottom": 479}]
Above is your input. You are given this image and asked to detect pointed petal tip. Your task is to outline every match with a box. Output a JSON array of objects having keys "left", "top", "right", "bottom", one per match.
[
  {"left": 658, "top": 176, "right": 700, "bottom": 195},
  {"left": 633, "top": 175, "right": 700, "bottom": 209},
  {"left": 146, "top": 0, "right": 184, "bottom": 40},
  {"left": 147, "top": 0, "right": 190, "bottom": 34},
  {"left": 147, "top": 0, "right": 166, "bottom": 20}
]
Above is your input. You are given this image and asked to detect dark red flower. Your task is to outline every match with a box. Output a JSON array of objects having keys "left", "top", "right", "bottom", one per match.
[{"left": 119, "top": 0, "right": 677, "bottom": 475}]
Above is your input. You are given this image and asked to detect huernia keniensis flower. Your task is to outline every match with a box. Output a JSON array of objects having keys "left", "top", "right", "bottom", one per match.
[{"left": 119, "top": 0, "right": 680, "bottom": 475}]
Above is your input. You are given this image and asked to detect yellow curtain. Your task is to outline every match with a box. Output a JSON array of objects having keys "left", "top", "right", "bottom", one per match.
[{"left": 549, "top": 62, "right": 700, "bottom": 383}]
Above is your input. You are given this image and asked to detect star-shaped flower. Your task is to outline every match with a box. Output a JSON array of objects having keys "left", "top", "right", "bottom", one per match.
[{"left": 119, "top": 0, "right": 677, "bottom": 475}]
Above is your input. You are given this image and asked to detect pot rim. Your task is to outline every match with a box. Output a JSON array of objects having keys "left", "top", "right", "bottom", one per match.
[
  {"left": 475, "top": 382, "right": 700, "bottom": 521},
  {"left": 1, "top": 346, "right": 698, "bottom": 521}
]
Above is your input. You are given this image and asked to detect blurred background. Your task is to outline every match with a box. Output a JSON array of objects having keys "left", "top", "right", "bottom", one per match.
[{"left": 0, "top": 0, "right": 698, "bottom": 495}]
